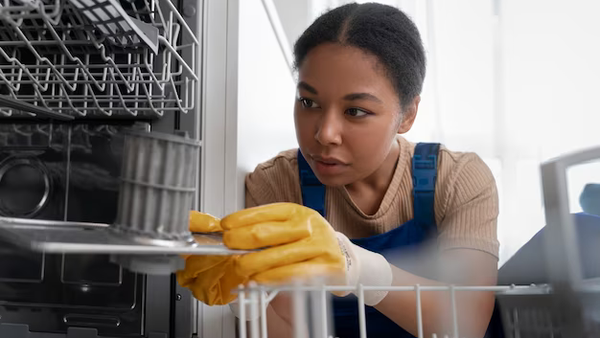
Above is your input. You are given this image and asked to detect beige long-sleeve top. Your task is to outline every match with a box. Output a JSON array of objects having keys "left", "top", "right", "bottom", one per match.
[{"left": 244, "top": 136, "right": 499, "bottom": 259}]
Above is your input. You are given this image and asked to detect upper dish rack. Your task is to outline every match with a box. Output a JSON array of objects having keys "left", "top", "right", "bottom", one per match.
[{"left": 0, "top": 0, "right": 199, "bottom": 118}]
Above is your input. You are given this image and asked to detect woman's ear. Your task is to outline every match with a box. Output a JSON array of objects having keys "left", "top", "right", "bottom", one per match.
[{"left": 397, "top": 95, "right": 420, "bottom": 134}]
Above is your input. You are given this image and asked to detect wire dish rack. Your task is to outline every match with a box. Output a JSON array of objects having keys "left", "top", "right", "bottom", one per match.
[
  {"left": 231, "top": 146, "right": 600, "bottom": 338},
  {"left": 233, "top": 282, "right": 600, "bottom": 338},
  {"left": 0, "top": 122, "right": 119, "bottom": 152},
  {"left": 0, "top": 0, "right": 198, "bottom": 118}
]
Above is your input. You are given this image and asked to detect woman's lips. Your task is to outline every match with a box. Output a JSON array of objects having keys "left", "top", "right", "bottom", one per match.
[{"left": 310, "top": 155, "right": 349, "bottom": 176}]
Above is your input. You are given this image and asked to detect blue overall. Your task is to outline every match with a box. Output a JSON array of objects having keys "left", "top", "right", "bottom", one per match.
[{"left": 297, "top": 143, "right": 441, "bottom": 338}]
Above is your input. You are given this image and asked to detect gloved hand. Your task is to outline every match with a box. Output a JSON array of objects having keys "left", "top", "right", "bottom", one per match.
[
  {"left": 221, "top": 203, "right": 393, "bottom": 306},
  {"left": 176, "top": 211, "right": 247, "bottom": 306},
  {"left": 219, "top": 202, "right": 345, "bottom": 284},
  {"left": 335, "top": 231, "right": 394, "bottom": 306}
]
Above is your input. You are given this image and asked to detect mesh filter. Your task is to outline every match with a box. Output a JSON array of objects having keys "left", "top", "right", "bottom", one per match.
[{"left": 112, "top": 130, "right": 199, "bottom": 244}]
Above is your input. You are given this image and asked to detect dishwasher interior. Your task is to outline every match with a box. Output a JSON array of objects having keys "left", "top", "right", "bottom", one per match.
[{"left": 0, "top": 0, "right": 203, "bottom": 336}]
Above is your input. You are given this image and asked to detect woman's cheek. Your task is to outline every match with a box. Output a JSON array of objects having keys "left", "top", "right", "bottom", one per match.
[
  {"left": 295, "top": 112, "right": 319, "bottom": 142},
  {"left": 294, "top": 110, "right": 308, "bottom": 138}
]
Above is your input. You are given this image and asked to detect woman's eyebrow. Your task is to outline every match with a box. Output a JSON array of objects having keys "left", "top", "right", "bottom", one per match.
[
  {"left": 298, "top": 82, "right": 383, "bottom": 104},
  {"left": 343, "top": 92, "right": 383, "bottom": 104},
  {"left": 297, "top": 81, "right": 318, "bottom": 94}
]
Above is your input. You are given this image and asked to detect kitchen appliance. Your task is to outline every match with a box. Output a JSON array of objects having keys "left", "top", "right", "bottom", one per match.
[{"left": 0, "top": 0, "right": 207, "bottom": 334}]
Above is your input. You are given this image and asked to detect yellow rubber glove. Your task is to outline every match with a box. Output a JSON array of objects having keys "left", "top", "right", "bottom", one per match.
[
  {"left": 176, "top": 211, "right": 247, "bottom": 306},
  {"left": 220, "top": 203, "right": 346, "bottom": 285}
]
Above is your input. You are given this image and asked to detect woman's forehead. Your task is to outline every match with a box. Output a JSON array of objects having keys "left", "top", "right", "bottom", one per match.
[
  {"left": 299, "top": 43, "right": 382, "bottom": 78},
  {"left": 297, "top": 43, "right": 398, "bottom": 101}
]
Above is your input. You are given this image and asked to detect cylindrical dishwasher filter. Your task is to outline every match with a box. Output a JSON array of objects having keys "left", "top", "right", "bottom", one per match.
[{"left": 112, "top": 130, "right": 200, "bottom": 246}]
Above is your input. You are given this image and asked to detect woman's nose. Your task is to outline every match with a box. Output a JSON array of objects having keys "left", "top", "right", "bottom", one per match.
[{"left": 315, "top": 111, "right": 342, "bottom": 146}]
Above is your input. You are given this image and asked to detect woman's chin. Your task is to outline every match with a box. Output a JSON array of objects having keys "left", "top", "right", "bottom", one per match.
[{"left": 314, "top": 173, "right": 353, "bottom": 187}]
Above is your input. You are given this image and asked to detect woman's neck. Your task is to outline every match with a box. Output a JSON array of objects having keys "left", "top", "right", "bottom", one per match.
[{"left": 345, "top": 139, "right": 401, "bottom": 215}]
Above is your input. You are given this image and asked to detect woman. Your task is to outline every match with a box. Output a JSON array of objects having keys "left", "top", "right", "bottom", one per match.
[{"left": 178, "top": 3, "right": 499, "bottom": 337}]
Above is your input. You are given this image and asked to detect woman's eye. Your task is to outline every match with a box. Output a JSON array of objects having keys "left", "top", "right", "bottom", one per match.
[
  {"left": 299, "top": 98, "right": 319, "bottom": 109},
  {"left": 346, "top": 108, "right": 370, "bottom": 117}
]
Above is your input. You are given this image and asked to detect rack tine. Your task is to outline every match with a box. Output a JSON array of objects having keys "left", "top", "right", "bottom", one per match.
[{"left": 0, "top": 94, "right": 73, "bottom": 120}]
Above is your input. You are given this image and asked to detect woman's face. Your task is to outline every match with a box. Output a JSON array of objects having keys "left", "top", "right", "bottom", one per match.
[{"left": 294, "top": 43, "right": 416, "bottom": 187}]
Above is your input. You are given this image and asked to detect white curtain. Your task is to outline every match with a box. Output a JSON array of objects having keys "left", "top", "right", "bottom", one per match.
[{"left": 301, "top": 0, "right": 600, "bottom": 265}]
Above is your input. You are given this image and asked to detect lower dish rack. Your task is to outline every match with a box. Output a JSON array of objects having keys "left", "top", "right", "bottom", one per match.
[{"left": 233, "top": 282, "right": 600, "bottom": 338}]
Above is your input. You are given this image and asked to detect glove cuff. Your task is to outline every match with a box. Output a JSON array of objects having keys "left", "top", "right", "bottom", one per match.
[
  {"left": 228, "top": 296, "right": 262, "bottom": 321},
  {"left": 335, "top": 232, "right": 393, "bottom": 306}
]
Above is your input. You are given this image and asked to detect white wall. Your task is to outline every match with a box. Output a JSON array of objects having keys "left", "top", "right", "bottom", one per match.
[
  {"left": 233, "top": 0, "right": 299, "bottom": 211},
  {"left": 494, "top": 0, "right": 600, "bottom": 263},
  {"left": 272, "top": 0, "right": 311, "bottom": 50}
]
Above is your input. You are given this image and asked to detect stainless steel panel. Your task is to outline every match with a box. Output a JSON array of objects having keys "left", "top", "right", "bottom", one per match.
[{"left": 0, "top": 217, "right": 250, "bottom": 255}]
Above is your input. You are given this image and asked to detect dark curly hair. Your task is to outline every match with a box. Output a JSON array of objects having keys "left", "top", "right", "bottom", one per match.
[{"left": 293, "top": 3, "right": 426, "bottom": 111}]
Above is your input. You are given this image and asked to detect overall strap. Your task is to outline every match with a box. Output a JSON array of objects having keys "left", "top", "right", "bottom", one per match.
[
  {"left": 297, "top": 149, "right": 326, "bottom": 217},
  {"left": 412, "top": 143, "right": 441, "bottom": 225}
]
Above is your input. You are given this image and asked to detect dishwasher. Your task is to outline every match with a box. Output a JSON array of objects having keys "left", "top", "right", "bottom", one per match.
[{"left": 0, "top": 0, "right": 212, "bottom": 336}]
